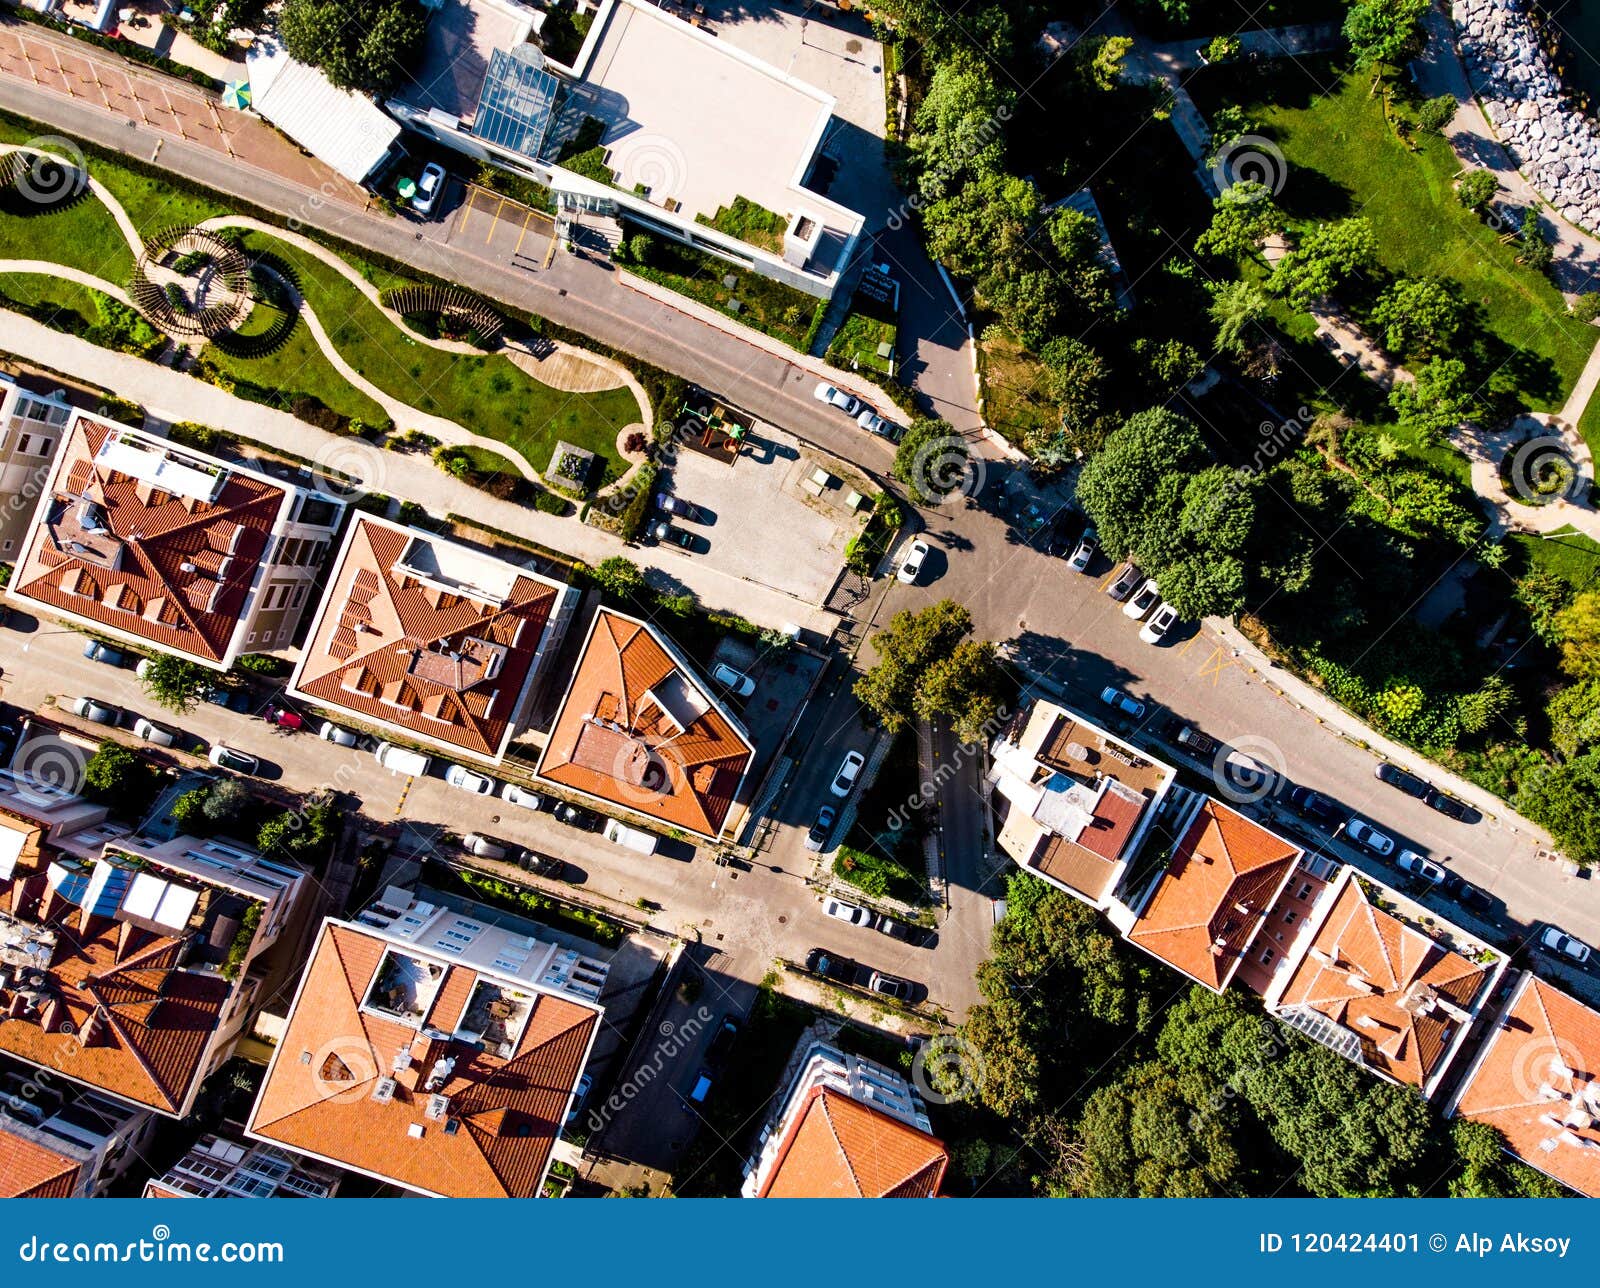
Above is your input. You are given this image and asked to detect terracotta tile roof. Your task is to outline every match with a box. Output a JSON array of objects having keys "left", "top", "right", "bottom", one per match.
[
  {"left": 0, "top": 1130, "right": 81, "bottom": 1197},
  {"left": 1452, "top": 975, "right": 1600, "bottom": 1196},
  {"left": 757, "top": 1088, "right": 947, "bottom": 1197},
  {"left": 248, "top": 923, "right": 597, "bottom": 1198},
  {"left": 536, "top": 609, "right": 754, "bottom": 839},
  {"left": 291, "top": 514, "right": 563, "bottom": 761},
  {"left": 0, "top": 880, "right": 232, "bottom": 1115},
  {"left": 1128, "top": 799, "right": 1301, "bottom": 990},
  {"left": 8, "top": 416, "right": 286, "bottom": 665},
  {"left": 1273, "top": 874, "right": 1491, "bottom": 1092},
  {"left": 1032, "top": 833, "right": 1118, "bottom": 902}
]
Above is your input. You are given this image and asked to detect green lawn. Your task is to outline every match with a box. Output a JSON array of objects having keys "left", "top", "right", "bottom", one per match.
[
  {"left": 695, "top": 196, "right": 786, "bottom": 255},
  {"left": 1509, "top": 530, "right": 1600, "bottom": 589},
  {"left": 242, "top": 233, "right": 641, "bottom": 474},
  {"left": 0, "top": 189, "right": 133, "bottom": 284},
  {"left": 1578, "top": 371, "right": 1600, "bottom": 460},
  {"left": 0, "top": 272, "right": 106, "bottom": 329},
  {"left": 1192, "top": 61, "right": 1596, "bottom": 411},
  {"left": 827, "top": 309, "right": 898, "bottom": 378},
  {"left": 978, "top": 326, "right": 1054, "bottom": 449}
]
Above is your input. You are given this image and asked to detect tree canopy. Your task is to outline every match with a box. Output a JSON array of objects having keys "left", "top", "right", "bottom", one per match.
[
  {"left": 138, "top": 654, "right": 211, "bottom": 714},
  {"left": 854, "top": 602, "right": 1009, "bottom": 741},
  {"left": 279, "top": 0, "right": 426, "bottom": 94},
  {"left": 1343, "top": 0, "right": 1430, "bottom": 69}
]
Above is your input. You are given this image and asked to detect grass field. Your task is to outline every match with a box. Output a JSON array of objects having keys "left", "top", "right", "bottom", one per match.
[
  {"left": 978, "top": 327, "right": 1055, "bottom": 449},
  {"left": 0, "top": 189, "right": 133, "bottom": 283},
  {"left": 827, "top": 309, "right": 898, "bottom": 378},
  {"left": 243, "top": 233, "right": 641, "bottom": 472},
  {"left": 1510, "top": 529, "right": 1600, "bottom": 589},
  {"left": 1191, "top": 61, "right": 1596, "bottom": 413},
  {"left": 0, "top": 271, "right": 107, "bottom": 329}
]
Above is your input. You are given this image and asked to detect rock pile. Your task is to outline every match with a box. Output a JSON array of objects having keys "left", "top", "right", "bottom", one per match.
[{"left": 1454, "top": 0, "right": 1600, "bottom": 233}]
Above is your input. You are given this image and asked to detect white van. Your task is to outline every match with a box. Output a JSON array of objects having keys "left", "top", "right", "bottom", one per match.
[
  {"left": 604, "top": 818, "right": 658, "bottom": 854},
  {"left": 374, "top": 741, "right": 431, "bottom": 777}
]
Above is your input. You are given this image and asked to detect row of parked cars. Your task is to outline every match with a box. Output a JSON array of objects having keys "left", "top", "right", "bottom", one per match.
[
  {"left": 1066, "top": 530, "right": 1179, "bottom": 644},
  {"left": 813, "top": 382, "right": 902, "bottom": 441},
  {"left": 804, "top": 947, "right": 918, "bottom": 1002}
]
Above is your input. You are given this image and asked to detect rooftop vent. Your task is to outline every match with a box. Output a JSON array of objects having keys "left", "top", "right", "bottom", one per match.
[{"left": 371, "top": 1077, "right": 397, "bottom": 1104}]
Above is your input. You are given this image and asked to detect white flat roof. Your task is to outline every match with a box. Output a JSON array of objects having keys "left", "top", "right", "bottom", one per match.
[
  {"left": 247, "top": 37, "right": 402, "bottom": 185},
  {"left": 573, "top": 0, "right": 859, "bottom": 237}
]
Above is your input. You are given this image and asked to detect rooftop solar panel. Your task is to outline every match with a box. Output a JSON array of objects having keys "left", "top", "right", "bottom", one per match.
[{"left": 473, "top": 46, "right": 560, "bottom": 160}]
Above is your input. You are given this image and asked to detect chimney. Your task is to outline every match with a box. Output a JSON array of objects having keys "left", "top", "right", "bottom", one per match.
[
  {"left": 78, "top": 1007, "right": 106, "bottom": 1047},
  {"left": 40, "top": 996, "right": 64, "bottom": 1033}
]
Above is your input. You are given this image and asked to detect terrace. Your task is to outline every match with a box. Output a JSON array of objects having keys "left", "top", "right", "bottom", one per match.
[{"left": 361, "top": 949, "right": 446, "bottom": 1028}]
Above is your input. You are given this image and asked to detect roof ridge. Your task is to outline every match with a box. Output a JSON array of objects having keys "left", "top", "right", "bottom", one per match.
[{"left": 817, "top": 1091, "right": 866, "bottom": 1197}]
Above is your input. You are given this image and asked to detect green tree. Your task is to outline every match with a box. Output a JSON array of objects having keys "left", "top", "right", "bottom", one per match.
[
  {"left": 82, "top": 740, "right": 154, "bottom": 813},
  {"left": 592, "top": 555, "right": 647, "bottom": 601},
  {"left": 1388, "top": 357, "right": 1475, "bottom": 443},
  {"left": 169, "top": 787, "right": 211, "bottom": 835},
  {"left": 1456, "top": 167, "right": 1499, "bottom": 211},
  {"left": 257, "top": 799, "right": 337, "bottom": 863},
  {"left": 1571, "top": 291, "right": 1600, "bottom": 323},
  {"left": 278, "top": 0, "right": 425, "bottom": 94},
  {"left": 1208, "top": 278, "right": 1271, "bottom": 355},
  {"left": 1343, "top": 0, "right": 1430, "bottom": 70},
  {"left": 1515, "top": 570, "right": 1574, "bottom": 644},
  {"left": 1448, "top": 1120, "right": 1569, "bottom": 1197},
  {"left": 1089, "top": 34, "right": 1133, "bottom": 89},
  {"left": 1076, "top": 408, "right": 1209, "bottom": 564},
  {"left": 892, "top": 418, "right": 970, "bottom": 504},
  {"left": 909, "top": 53, "right": 1013, "bottom": 198},
  {"left": 914, "top": 639, "right": 1009, "bottom": 743},
  {"left": 1518, "top": 754, "right": 1600, "bottom": 864},
  {"left": 1160, "top": 552, "right": 1248, "bottom": 619},
  {"left": 1520, "top": 208, "right": 1554, "bottom": 272},
  {"left": 1037, "top": 336, "right": 1106, "bottom": 429},
  {"left": 854, "top": 600, "right": 973, "bottom": 732},
  {"left": 921, "top": 170, "right": 1038, "bottom": 279},
  {"left": 1554, "top": 591, "right": 1600, "bottom": 678},
  {"left": 1418, "top": 94, "right": 1457, "bottom": 133},
  {"left": 1194, "top": 184, "right": 1284, "bottom": 260},
  {"left": 1369, "top": 278, "right": 1464, "bottom": 356},
  {"left": 1135, "top": 337, "right": 1205, "bottom": 387},
  {"left": 202, "top": 777, "right": 251, "bottom": 827},
  {"left": 1269, "top": 218, "right": 1378, "bottom": 308},
  {"left": 137, "top": 653, "right": 211, "bottom": 714},
  {"left": 1547, "top": 679, "right": 1600, "bottom": 758}
]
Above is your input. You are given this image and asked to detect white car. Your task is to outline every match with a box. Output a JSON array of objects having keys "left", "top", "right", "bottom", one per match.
[
  {"left": 1124, "top": 578, "right": 1161, "bottom": 620},
  {"left": 501, "top": 782, "right": 544, "bottom": 810},
  {"left": 412, "top": 162, "right": 445, "bottom": 216},
  {"left": 318, "top": 721, "right": 359, "bottom": 747},
  {"left": 1098, "top": 686, "right": 1146, "bottom": 720},
  {"left": 812, "top": 382, "right": 860, "bottom": 416},
  {"left": 1346, "top": 818, "right": 1396, "bottom": 857},
  {"left": 445, "top": 764, "right": 495, "bottom": 795},
  {"left": 68, "top": 696, "right": 121, "bottom": 726},
  {"left": 1068, "top": 529, "right": 1097, "bottom": 573},
  {"left": 830, "top": 750, "right": 866, "bottom": 798},
  {"left": 208, "top": 744, "right": 259, "bottom": 776},
  {"left": 1395, "top": 849, "right": 1446, "bottom": 885},
  {"left": 822, "top": 897, "right": 875, "bottom": 928},
  {"left": 711, "top": 662, "right": 756, "bottom": 697},
  {"left": 132, "top": 718, "right": 178, "bottom": 748},
  {"left": 897, "top": 539, "right": 930, "bottom": 584},
  {"left": 856, "top": 408, "right": 900, "bottom": 439},
  {"left": 1541, "top": 925, "right": 1593, "bottom": 965},
  {"left": 1140, "top": 602, "right": 1179, "bottom": 645}
]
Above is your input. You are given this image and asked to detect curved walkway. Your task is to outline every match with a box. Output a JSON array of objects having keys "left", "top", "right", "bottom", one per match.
[{"left": 0, "top": 259, "right": 133, "bottom": 307}]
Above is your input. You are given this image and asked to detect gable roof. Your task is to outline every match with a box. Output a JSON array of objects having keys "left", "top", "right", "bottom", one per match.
[
  {"left": 1127, "top": 799, "right": 1301, "bottom": 991},
  {"left": 1450, "top": 974, "right": 1600, "bottom": 1196},
  {"left": 0, "top": 888, "right": 232, "bottom": 1116},
  {"left": 0, "top": 1129, "right": 82, "bottom": 1198},
  {"left": 535, "top": 608, "right": 754, "bottom": 839},
  {"left": 290, "top": 514, "right": 565, "bottom": 761},
  {"left": 1272, "top": 872, "right": 1495, "bottom": 1095},
  {"left": 247, "top": 922, "right": 597, "bottom": 1198},
  {"left": 7, "top": 416, "right": 287, "bottom": 666},
  {"left": 756, "top": 1087, "right": 948, "bottom": 1198}
]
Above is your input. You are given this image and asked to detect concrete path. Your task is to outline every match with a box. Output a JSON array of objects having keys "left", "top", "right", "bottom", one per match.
[
  {"left": 1143, "top": 20, "right": 1345, "bottom": 74},
  {"left": 0, "top": 308, "right": 838, "bottom": 634},
  {"left": 0, "top": 258, "right": 132, "bottom": 305}
]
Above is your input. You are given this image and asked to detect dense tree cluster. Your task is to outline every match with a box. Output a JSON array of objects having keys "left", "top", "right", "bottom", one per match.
[
  {"left": 279, "top": 0, "right": 426, "bottom": 94},
  {"left": 854, "top": 601, "right": 1012, "bottom": 743}
]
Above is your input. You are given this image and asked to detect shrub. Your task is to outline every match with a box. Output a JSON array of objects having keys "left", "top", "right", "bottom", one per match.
[
  {"left": 1572, "top": 292, "right": 1600, "bottom": 323},
  {"left": 629, "top": 232, "right": 654, "bottom": 266},
  {"left": 1418, "top": 94, "right": 1457, "bottom": 133},
  {"left": 234, "top": 652, "right": 289, "bottom": 677},
  {"left": 170, "top": 787, "right": 212, "bottom": 835},
  {"left": 1456, "top": 168, "right": 1498, "bottom": 211},
  {"left": 624, "top": 430, "right": 649, "bottom": 454}
]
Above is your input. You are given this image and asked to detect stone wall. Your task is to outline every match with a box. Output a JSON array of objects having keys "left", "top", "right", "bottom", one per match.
[{"left": 1454, "top": 0, "right": 1600, "bottom": 233}]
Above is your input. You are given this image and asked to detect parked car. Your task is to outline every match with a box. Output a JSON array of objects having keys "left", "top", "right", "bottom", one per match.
[
  {"left": 1169, "top": 723, "right": 1220, "bottom": 758},
  {"left": 411, "top": 162, "right": 445, "bottom": 216},
  {"left": 374, "top": 741, "right": 431, "bottom": 777},
  {"left": 68, "top": 696, "right": 120, "bottom": 726},
  {"left": 654, "top": 493, "right": 702, "bottom": 522},
  {"left": 564, "top": 1073, "right": 593, "bottom": 1127},
  {"left": 805, "top": 804, "right": 836, "bottom": 852},
  {"left": 1541, "top": 925, "right": 1593, "bottom": 966},
  {"left": 208, "top": 745, "right": 259, "bottom": 776},
  {"left": 1346, "top": 818, "right": 1396, "bottom": 857},
  {"left": 1106, "top": 562, "right": 1142, "bottom": 602},
  {"left": 519, "top": 850, "right": 564, "bottom": 879},
  {"left": 1441, "top": 871, "right": 1494, "bottom": 916},
  {"left": 204, "top": 684, "right": 252, "bottom": 713},
  {"left": 1427, "top": 791, "right": 1480, "bottom": 824},
  {"left": 866, "top": 970, "right": 915, "bottom": 1001},
  {"left": 805, "top": 948, "right": 861, "bottom": 983},
  {"left": 555, "top": 801, "right": 604, "bottom": 831},
  {"left": 82, "top": 640, "right": 125, "bottom": 667},
  {"left": 461, "top": 833, "right": 509, "bottom": 861},
  {"left": 501, "top": 782, "right": 545, "bottom": 811},
  {"left": 1288, "top": 785, "right": 1342, "bottom": 826},
  {"left": 1374, "top": 761, "right": 1432, "bottom": 800},
  {"left": 829, "top": 750, "right": 866, "bottom": 798},
  {"left": 1395, "top": 849, "right": 1446, "bottom": 886},
  {"left": 132, "top": 717, "right": 178, "bottom": 748},
  {"left": 1098, "top": 686, "right": 1146, "bottom": 720},
  {"left": 445, "top": 763, "right": 496, "bottom": 795},
  {"left": 604, "top": 818, "right": 659, "bottom": 854},
  {"left": 1124, "top": 578, "right": 1161, "bottom": 620},
  {"left": 857, "top": 408, "right": 902, "bottom": 440},
  {"left": 318, "top": 721, "right": 359, "bottom": 747},
  {"left": 812, "top": 382, "right": 860, "bottom": 416},
  {"left": 821, "top": 897, "right": 875, "bottom": 928},
  {"left": 897, "top": 539, "right": 930, "bottom": 584},
  {"left": 652, "top": 521, "right": 694, "bottom": 550},
  {"left": 711, "top": 662, "right": 755, "bottom": 697},
  {"left": 1139, "top": 602, "right": 1179, "bottom": 645},
  {"left": 1067, "top": 528, "right": 1098, "bottom": 573}
]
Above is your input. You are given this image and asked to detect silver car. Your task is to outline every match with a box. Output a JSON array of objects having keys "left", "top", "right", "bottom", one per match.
[{"left": 68, "top": 696, "right": 120, "bottom": 726}]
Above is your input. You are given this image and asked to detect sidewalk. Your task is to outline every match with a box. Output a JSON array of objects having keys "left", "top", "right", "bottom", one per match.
[
  {"left": 1206, "top": 616, "right": 1554, "bottom": 845},
  {"left": 0, "top": 311, "right": 840, "bottom": 636}
]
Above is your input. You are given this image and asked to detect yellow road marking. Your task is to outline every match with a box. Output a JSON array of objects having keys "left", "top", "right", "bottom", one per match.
[
  {"left": 455, "top": 192, "right": 474, "bottom": 237},
  {"left": 486, "top": 196, "right": 507, "bottom": 244},
  {"left": 1096, "top": 567, "right": 1118, "bottom": 593},
  {"left": 1196, "top": 644, "right": 1240, "bottom": 687},
  {"left": 513, "top": 208, "right": 534, "bottom": 256},
  {"left": 1176, "top": 631, "right": 1203, "bottom": 657},
  {"left": 394, "top": 774, "right": 414, "bottom": 816}
]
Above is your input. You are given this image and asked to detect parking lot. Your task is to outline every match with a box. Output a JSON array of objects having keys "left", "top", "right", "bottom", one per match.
[
  {"left": 650, "top": 420, "right": 869, "bottom": 606},
  {"left": 422, "top": 180, "right": 556, "bottom": 272}
]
